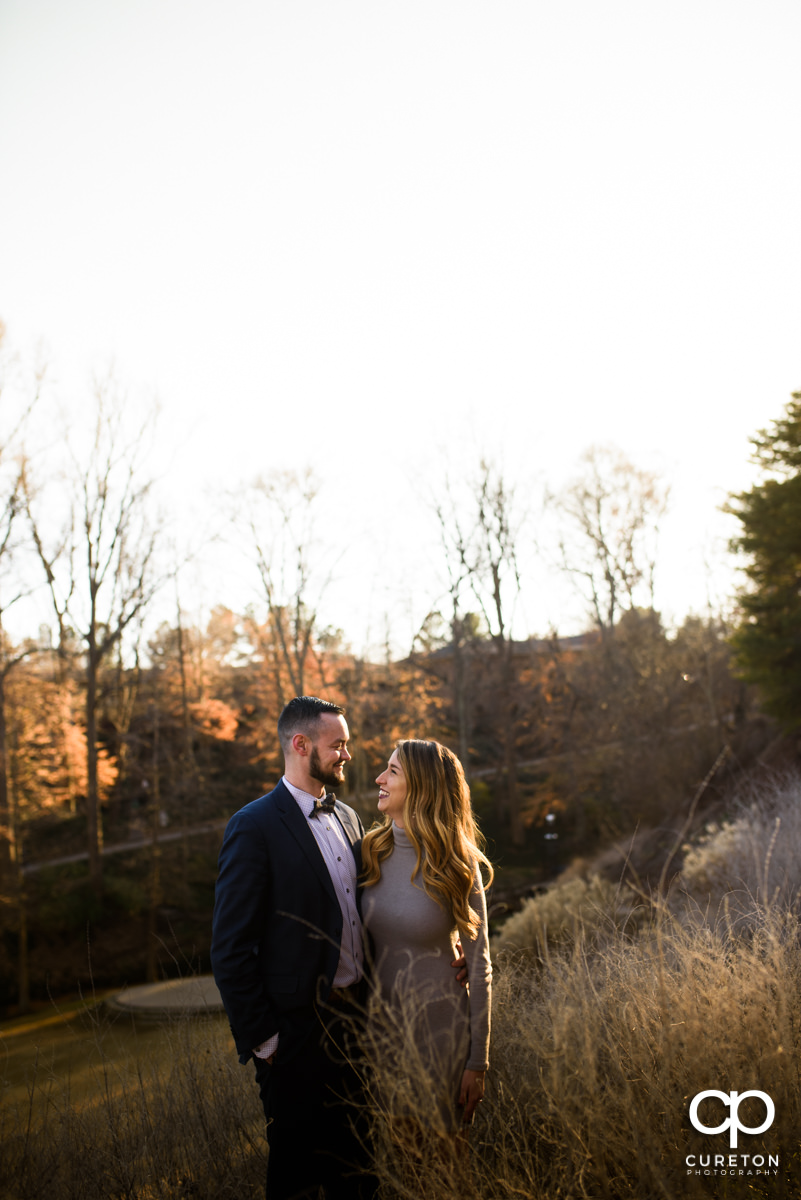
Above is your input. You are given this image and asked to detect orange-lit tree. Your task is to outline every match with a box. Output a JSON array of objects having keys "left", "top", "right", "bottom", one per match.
[{"left": 25, "top": 378, "right": 164, "bottom": 889}]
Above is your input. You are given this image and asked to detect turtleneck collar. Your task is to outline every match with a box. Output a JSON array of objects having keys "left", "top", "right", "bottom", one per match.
[{"left": 391, "top": 821, "right": 414, "bottom": 847}]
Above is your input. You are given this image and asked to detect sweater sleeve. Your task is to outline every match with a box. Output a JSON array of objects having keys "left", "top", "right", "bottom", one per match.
[{"left": 461, "top": 871, "right": 492, "bottom": 1071}]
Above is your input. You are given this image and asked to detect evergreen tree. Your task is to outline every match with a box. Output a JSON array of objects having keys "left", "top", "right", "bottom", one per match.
[{"left": 727, "top": 392, "right": 801, "bottom": 726}]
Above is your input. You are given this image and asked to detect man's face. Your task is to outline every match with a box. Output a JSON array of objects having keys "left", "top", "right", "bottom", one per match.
[{"left": 308, "top": 713, "right": 352, "bottom": 790}]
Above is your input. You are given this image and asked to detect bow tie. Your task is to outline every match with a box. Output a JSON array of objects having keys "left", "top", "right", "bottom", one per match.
[{"left": 312, "top": 793, "right": 337, "bottom": 816}]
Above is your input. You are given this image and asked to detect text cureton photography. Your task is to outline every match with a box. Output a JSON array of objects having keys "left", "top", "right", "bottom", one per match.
[
  {"left": 685, "top": 1154, "right": 779, "bottom": 1179},
  {"left": 685, "top": 1089, "right": 780, "bottom": 1181}
]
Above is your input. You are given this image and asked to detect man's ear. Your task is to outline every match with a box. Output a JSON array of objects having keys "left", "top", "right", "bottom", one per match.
[{"left": 292, "top": 732, "right": 309, "bottom": 757}]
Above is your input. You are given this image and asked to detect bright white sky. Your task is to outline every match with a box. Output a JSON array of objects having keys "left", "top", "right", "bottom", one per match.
[{"left": 2, "top": 0, "right": 800, "bottom": 653}]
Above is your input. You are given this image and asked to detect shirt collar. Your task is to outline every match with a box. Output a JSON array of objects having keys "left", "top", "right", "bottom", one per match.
[{"left": 282, "top": 774, "right": 326, "bottom": 819}]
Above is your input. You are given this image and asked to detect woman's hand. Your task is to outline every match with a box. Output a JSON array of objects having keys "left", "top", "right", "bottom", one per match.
[
  {"left": 451, "top": 939, "right": 469, "bottom": 987},
  {"left": 458, "top": 1068, "right": 485, "bottom": 1123}
]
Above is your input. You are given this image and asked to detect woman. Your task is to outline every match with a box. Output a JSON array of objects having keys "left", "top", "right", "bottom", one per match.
[{"left": 361, "top": 739, "right": 493, "bottom": 1132}]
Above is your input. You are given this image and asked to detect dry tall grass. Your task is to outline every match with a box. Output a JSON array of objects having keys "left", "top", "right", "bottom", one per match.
[
  {"left": 366, "top": 904, "right": 801, "bottom": 1199},
  {"left": 5, "top": 777, "right": 801, "bottom": 1199},
  {"left": 367, "top": 775, "right": 801, "bottom": 1199}
]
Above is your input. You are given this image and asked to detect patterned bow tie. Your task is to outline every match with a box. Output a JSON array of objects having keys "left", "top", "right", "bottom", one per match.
[{"left": 312, "top": 793, "right": 337, "bottom": 816}]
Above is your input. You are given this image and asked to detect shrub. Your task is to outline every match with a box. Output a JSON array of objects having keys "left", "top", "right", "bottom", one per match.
[
  {"left": 678, "top": 771, "right": 801, "bottom": 918},
  {"left": 492, "top": 873, "right": 642, "bottom": 958}
]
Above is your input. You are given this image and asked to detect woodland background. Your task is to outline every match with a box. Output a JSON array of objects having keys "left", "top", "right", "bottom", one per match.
[{"left": 0, "top": 328, "right": 795, "bottom": 1015}]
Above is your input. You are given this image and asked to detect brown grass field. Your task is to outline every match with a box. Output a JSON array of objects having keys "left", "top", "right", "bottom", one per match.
[{"left": 0, "top": 999, "right": 266, "bottom": 1199}]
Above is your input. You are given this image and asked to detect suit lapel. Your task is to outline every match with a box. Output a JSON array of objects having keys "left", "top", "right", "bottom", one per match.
[{"left": 273, "top": 781, "right": 338, "bottom": 905}]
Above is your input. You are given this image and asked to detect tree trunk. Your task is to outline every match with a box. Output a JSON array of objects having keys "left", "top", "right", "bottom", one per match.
[
  {"left": 146, "top": 702, "right": 161, "bottom": 982},
  {"left": 6, "top": 702, "right": 30, "bottom": 1013},
  {"left": 501, "top": 641, "right": 525, "bottom": 846},
  {"left": 505, "top": 725, "right": 524, "bottom": 846},
  {"left": 17, "top": 873, "right": 29, "bottom": 1014},
  {"left": 86, "top": 641, "right": 102, "bottom": 889},
  {"left": 176, "top": 608, "right": 193, "bottom": 765},
  {"left": 0, "top": 670, "right": 11, "bottom": 879},
  {"left": 451, "top": 613, "right": 471, "bottom": 782}
]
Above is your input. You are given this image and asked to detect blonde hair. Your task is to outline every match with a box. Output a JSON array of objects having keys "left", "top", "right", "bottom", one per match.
[{"left": 361, "top": 739, "right": 494, "bottom": 939}]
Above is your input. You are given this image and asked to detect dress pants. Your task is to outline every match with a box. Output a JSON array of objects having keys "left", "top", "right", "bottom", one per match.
[{"left": 253, "top": 987, "right": 377, "bottom": 1200}]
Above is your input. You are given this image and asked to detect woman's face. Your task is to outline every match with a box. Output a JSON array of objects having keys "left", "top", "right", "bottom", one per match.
[{"left": 375, "top": 749, "right": 407, "bottom": 828}]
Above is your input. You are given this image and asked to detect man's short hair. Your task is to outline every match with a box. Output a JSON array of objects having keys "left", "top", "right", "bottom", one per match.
[{"left": 277, "top": 696, "right": 346, "bottom": 755}]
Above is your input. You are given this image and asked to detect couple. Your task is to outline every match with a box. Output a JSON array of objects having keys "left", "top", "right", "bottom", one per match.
[{"left": 210, "top": 695, "right": 493, "bottom": 1199}]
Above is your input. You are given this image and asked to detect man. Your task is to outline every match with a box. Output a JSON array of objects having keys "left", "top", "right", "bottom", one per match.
[{"left": 211, "top": 695, "right": 373, "bottom": 1200}]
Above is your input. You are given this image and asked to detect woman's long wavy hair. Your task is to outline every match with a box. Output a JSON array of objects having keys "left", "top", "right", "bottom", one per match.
[{"left": 361, "top": 739, "right": 494, "bottom": 939}]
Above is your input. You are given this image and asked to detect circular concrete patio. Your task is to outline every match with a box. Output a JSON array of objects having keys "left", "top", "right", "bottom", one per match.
[{"left": 106, "top": 975, "right": 224, "bottom": 1019}]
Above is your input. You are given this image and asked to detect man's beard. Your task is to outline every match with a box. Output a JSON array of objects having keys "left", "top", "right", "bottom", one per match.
[{"left": 309, "top": 745, "right": 345, "bottom": 790}]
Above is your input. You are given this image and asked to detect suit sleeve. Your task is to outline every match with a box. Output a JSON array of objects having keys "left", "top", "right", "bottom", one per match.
[
  {"left": 462, "top": 871, "right": 492, "bottom": 1072},
  {"left": 211, "top": 808, "right": 277, "bottom": 1060}
]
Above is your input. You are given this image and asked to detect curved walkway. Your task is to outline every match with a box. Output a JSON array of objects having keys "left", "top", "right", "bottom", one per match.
[
  {"left": 106, "top": 974, "right": 224, "bottom": 1018},
  {"left": 22, "top": 819, "right": 229, "bottom": 875}
]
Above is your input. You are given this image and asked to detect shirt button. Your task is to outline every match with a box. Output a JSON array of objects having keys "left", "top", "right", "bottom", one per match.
[
  {"left": 346, "top": 888, "right": 350, "bottom": 893},
  {"left": 337, "top": 856, "right": 341, "bottom": 861}
]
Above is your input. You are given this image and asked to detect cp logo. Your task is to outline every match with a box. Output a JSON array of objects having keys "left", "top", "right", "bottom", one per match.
[{"left": 689, "top": 1090, "right": 775, "bottom": 1148}]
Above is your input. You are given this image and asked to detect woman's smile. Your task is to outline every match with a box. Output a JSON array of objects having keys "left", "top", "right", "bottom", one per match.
[{"left": 375, "top": 749, "right": 407, "bottom": 827}]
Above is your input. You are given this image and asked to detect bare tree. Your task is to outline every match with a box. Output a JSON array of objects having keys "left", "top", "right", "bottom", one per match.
[
  {"left": 434, "top": 459, "right": 528, "bottom": 844},
  {"left": 0, "top": 326, "right": 47, "bottom": 1010},
  {"left": 25, "top": 376, "right": 163, "bottom": 887},
  {"left": 431, "top": 485, "right": 477, "bottom": 775},
  {"left": 241, "top": 469, "right": 338, "bottom": 704},
  {"left": 553, "top": 445, "right": 669, "bottom": 639},
  {"left": 0, "top": 359, "right": 41, "bottom": 872}
]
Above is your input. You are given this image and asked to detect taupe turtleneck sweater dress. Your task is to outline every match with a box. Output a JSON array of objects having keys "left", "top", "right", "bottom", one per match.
[{"left": 361, "top": 823, "right": 492, "bottom": 1129}]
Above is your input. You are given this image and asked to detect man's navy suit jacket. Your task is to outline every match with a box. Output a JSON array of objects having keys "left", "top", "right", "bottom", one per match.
[{"left": 210, "top": 779, "right": 365, "bottom": 1063}]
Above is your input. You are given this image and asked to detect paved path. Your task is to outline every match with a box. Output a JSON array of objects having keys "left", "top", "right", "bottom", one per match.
[
  {"left": 107, "top": 974, "right": 224, "bottom": 1018},
  {"left": 22, "top": 819, "right": 229, "bottom": 875}
]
